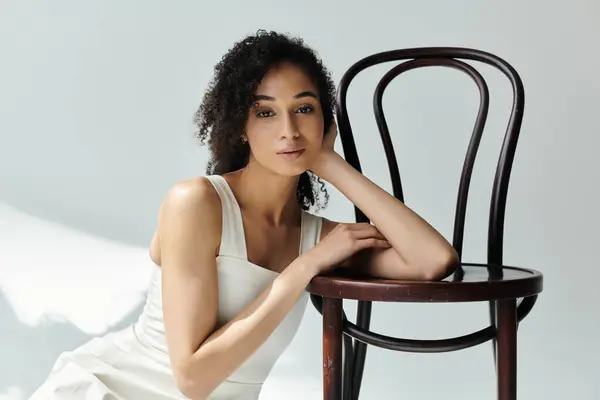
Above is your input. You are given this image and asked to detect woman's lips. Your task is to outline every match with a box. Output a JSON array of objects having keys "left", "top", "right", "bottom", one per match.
[{"left": 277, "top": 149, "right": 305, "bottom": 159}]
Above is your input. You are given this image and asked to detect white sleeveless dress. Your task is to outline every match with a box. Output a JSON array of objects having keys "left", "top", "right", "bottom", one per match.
[{"left": 30, "top": 175, "right": 323, "bottom": 399}]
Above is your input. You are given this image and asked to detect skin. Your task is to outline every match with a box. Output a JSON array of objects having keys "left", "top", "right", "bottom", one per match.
[{"left": 149, "top": 62, "right": 459, "bottom": 399}]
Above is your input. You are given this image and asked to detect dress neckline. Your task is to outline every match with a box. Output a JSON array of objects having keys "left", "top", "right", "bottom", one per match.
[{"left": 215, "top": 175, "right": 305, "bottom": 275}]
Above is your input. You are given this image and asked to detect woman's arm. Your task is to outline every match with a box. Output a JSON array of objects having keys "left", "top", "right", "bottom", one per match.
[
  {"left": 159, "top": 178, "right": 317, "bottom": 399},
  {"left": 312, "top": 127, "right": 459, "bottom": 281},
  {"left": 158, "top": 178, "right": 387, "bottom": 399}
]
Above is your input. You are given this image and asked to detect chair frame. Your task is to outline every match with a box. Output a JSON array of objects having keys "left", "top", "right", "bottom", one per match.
[{"left": 307, "top": 47, "right": 544, "bottom": 400}]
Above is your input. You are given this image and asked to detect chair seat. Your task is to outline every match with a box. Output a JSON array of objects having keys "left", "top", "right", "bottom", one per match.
[{"left": 307, "top": 262, "right": 543, "bottom": 303}]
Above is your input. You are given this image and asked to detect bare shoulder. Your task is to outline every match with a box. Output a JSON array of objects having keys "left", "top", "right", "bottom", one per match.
[
  {"left": 159, "top": 177, "right": 222, "bottom": 234},
  {"left": 151, "top": 177, "right": 222, "bottom": 265},
  {"left": 161, "top": 177, "right": 220, "bottom": 214}
]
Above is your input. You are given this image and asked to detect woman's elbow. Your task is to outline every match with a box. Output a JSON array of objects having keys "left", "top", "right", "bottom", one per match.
[
  {"left": 173, "top": 358, "right": 211, "bottom": 400},
  {"left": 420, "top": 249, "right": 459, "bottom": 281},
  {"left": 176, "top": 378, "right": 198, "bottom": 400}
]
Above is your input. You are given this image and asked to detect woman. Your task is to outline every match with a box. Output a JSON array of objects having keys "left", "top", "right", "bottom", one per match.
[{"left": 31, "top": 30, "right": 458, "bottom": 399}]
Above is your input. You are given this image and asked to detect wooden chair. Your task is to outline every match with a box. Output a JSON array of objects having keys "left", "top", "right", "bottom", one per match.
[{"left": 307, "top": 47, "right": 544, "bottom": 400}]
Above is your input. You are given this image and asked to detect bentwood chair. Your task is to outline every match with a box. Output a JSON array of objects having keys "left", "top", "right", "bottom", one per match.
[{"left": 308, "top": 47, "right": 544, "bottom": 400}]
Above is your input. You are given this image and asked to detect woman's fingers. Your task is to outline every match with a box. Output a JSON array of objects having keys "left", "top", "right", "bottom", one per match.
[
  {"left": 344, "top": 225, "right": 391, "bottom": 249},
  {"left": 352, "top": 238, "right": 391, "bottom": 253},
  {"left": 344, "top": 223, "right": 386, "bottom": 240},
  {"left": 367, "top": 238, "right": 392, "bottom": 248}
]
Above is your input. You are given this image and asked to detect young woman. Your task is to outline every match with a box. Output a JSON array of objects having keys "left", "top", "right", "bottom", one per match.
[{"left": 31, "top": 30, "right": 458, "bottom": 399}]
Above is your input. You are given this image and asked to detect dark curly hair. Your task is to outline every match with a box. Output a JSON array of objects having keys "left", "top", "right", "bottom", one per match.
[{"left": 194, "top": 30, "right": 336, "bottom": 211}]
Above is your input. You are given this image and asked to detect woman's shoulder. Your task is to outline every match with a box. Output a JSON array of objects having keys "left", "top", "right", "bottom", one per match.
[
  {"left": 150, "top": 176, "right": 223, "bottom": 265},
  {"left": 162, "top": 176, "right": 221, "bottom": 212},
  {"left": 157, "top": 177, "right": 223, "bottom": 238}
]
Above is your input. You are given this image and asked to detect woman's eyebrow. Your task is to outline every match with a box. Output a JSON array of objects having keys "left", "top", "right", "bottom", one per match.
[
  {"left": 252, "top": 91, "right": 318, "bottom": 102},
  {"left": 294, "top": 91, "right": 318, "bottom": 99}
]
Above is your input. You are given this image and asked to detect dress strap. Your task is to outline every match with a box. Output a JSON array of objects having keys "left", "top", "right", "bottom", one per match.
[
  {"left": 205, "top": 175, "right": 248, "bottom": 259},
  {"left": 299, "top": 211, "right": 323, "bottom": 254}
]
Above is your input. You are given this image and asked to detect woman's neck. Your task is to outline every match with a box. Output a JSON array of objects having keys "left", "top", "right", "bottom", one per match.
[{"left": 228, "top": 162, "right": 302, "bottom": 226}]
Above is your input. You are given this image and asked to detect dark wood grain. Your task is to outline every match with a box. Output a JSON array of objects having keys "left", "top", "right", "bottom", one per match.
[
  {"left": 323, "top": 297, "right": 343, "bottom": 400},
  {"left": 497, "top": 299, "right": 517, "bottom": 400},
  {"left": 308, "top": 263, "right": 542, "bottom": 303}
]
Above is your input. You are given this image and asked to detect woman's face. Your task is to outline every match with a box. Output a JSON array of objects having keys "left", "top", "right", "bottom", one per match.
[{"left": 244, "top": 62, "right": 325, "bottom": 176}]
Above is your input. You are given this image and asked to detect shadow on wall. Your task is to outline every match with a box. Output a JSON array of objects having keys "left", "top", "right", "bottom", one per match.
[{"left": 0, "top": 289, "right": 145, "bottom": 398}]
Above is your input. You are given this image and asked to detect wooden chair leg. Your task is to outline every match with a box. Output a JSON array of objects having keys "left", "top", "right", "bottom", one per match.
[
  {"left": 497, "top": 298, "right": 517, "bottom": 400},
  {"left": 323, "top": 297, "right": 343, "bottom": 400}
]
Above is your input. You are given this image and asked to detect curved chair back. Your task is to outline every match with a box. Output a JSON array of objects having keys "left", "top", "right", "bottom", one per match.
[{"left": 330, "top": 47, "right": 526, "bottom": 399}]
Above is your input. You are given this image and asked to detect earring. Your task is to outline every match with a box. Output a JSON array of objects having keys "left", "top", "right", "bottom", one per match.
[{"left": 241, "top": 136, "right": 247, "bottom": 144}]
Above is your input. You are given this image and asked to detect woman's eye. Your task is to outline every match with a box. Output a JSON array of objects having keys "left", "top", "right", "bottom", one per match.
[
  {"left": 256, "top": 110, "right": 274, "bottom": 118},
  {"left": 297, "top": 105, "right": 313, "bottom": 114}
]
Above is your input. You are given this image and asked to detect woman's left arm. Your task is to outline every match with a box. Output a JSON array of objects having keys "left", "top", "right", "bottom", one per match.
[{"left": 312, "top": 125, "right": 459, "bottom": 281}]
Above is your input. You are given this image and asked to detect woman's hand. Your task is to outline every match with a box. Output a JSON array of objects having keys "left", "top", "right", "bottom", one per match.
[
  {"left": 300, "top": 222, "right": 391, "bottom": 276},
  {"left": 310, "top": 119, "right": 340, "bottom": 177},
  {"left": 321, "top": 119, "right": 338, "bottom": 153}
]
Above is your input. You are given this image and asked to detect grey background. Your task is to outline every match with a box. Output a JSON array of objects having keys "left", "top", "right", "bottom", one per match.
[{"left": 1, "top": 0, "right": 598, "bottom": 398}]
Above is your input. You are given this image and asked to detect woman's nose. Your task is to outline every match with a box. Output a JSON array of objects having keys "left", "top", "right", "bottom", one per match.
[{"left": 280, "top": 114, "right": 300, "bottom": 139}]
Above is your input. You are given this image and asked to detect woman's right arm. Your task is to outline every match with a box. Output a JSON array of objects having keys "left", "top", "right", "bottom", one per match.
[
  {"left": 159, "top": 178, "right": 390, "bottom": 399},
  {"left": 159, "top": 178, "right": 317, "bottom": 399}
]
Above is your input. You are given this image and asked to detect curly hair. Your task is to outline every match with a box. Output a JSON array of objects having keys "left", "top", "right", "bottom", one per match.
[{"left": 194, "top": 30, "right": 336, "bottom": 211}]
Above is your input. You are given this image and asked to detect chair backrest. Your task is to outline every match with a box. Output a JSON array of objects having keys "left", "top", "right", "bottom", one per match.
[{"left": 335, "top": 47, "right": 525, "bottom": 278}]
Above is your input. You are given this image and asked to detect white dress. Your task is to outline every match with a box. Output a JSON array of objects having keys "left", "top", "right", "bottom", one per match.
[{"left": 30, "top": 175, "right": 323, "bottom": 399}]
